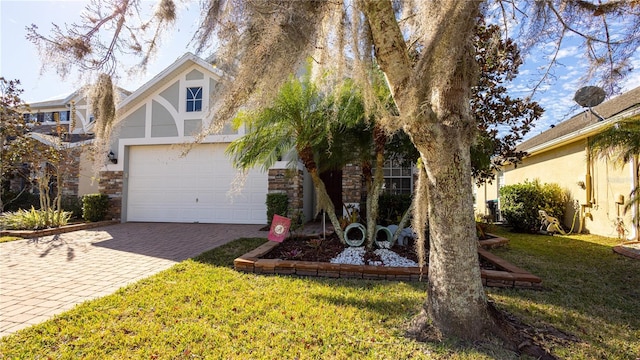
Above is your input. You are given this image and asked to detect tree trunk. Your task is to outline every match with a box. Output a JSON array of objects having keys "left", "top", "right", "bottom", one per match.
[
  {"left": 365, "top": 127, "right": 386, "bottom": 248},
  {"left": 298, "top": 145, "right": 346, "bottom": 243},
  {"left": 362, "top": 0, "right": 491, "bottom": 341},
  {"left": 418, "top": 130, "right": 490, "bottom": 339},
  {"left": 309, "top": 168, "right": 345, "bottom": 243}
]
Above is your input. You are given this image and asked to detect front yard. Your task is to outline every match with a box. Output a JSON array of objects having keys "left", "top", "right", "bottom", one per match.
[{"left": 1, "top": 228, "right": 638, "bottom": 359}]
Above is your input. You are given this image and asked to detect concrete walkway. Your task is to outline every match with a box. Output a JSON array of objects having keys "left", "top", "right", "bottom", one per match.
[{"left": 0, "top": 222, "right": 265, "bottom": 338}]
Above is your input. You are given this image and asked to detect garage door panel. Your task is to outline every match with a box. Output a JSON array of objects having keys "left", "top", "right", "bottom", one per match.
[{"left": 127, "top": 144, "right": 267, "bottom": 224}]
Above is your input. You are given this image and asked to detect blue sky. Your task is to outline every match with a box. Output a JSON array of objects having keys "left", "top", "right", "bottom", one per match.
[{"left": 2, "top": 0, "right": 639, "bottom": 140}]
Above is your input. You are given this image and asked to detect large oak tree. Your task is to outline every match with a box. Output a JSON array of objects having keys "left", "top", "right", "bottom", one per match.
[{"left": 28, "top": 0, "right": 640, "bottom": 342}]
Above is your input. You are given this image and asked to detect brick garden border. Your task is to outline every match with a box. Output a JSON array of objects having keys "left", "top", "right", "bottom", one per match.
[
  {"left": 234, "top": 234, "right": 542, "bottom": 289},
  {"left": 0, "top": 220, "right": 119, "bottom": 239},
  {"left": 613, "top": 241, "right": 640, "bottom": 260}
]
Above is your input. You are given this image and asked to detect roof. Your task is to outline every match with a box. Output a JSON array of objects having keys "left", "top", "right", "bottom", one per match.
[
  {"left": 116, "top": 52, "right": 224, "bottom": 116},
  {"left": 27, "top": 87, "right": 132, "bottom": 110},
  {"left": 27, "top": 132, "right": 93, "bottom": 149},
  {"left": 517, "top": 86, "right": 640, "bottom": 153}
]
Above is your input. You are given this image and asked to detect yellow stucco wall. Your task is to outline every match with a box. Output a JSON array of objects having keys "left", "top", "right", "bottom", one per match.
[
  {"left": 473, "top": 177, "right": 500, "bottom": 219},
  {"left": 474, "top": 138, "right": 635, "bottom": 239}
]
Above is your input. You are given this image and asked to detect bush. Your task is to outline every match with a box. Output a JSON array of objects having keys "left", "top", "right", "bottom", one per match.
[
  {"left": 266, "top": 193, "right": 289, "bottom": 225},
  {"left": 500, "top": 179, "right": 568, "bottom": 232},
  {"left": 61, "top": 196, "right": 83, "bottom": 220},
  {"left": 82, "top": 194, "right": 110, "bottom": 222},
  {"left": 1, "top": 191, "right": 40, "bottom": 212},
  {"left": 377, "top": 193, "right": 412, "bottom": 226},
  {"left": 0, "top": 207, "right": 72, "bottom": 230}
]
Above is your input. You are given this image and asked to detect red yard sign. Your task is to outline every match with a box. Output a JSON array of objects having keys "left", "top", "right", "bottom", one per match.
[{"left": 268, "top": 214, "right": 291, "bottom": 242}]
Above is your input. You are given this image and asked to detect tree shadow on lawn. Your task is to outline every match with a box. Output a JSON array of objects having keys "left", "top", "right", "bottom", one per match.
[
  {"left": 193, "top": 237, "right": 559, "bottom": 359},
  {"left": 487, "top": 230, "right": 640, "bottom": 358},
  {"left": 195, "top": 234, "right": 640, "bottom": 358}
]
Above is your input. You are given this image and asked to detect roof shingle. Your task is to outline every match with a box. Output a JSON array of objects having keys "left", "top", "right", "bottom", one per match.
[{"left": 517, "top": 86, "right": 640, "bottom": 152}]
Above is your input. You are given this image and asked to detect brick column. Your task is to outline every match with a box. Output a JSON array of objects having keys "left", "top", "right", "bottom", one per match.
[
  {"left": 98, "top": 171, "right": 123, "bottom": 220},
  {"left": 268, "top": 168, "right": 304, "bottom": 217},
  {"left": 342, "top": 163, "right": 363, "bottom": 204}
]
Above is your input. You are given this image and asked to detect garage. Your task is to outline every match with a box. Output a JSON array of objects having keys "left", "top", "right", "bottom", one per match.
[{"left": 126, "top": 144, "right": 268, "bottom": 224}]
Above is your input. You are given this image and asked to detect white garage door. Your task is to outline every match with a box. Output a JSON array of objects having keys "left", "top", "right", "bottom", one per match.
[{"left": 126, "top": 144, "right": 267, "bottom": 224}]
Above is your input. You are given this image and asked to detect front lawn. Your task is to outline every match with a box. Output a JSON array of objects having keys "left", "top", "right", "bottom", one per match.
[{"left": 1, "top": 229, "right": 638, "bottom": 359}]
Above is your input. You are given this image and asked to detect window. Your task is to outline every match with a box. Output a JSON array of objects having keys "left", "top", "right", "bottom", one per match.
[
  {"left": 382, "top": 159, "right": 413, "bottom": 195},
  {"left": 186, "top": 87, "right": 202, "bottom": 112},
  {"left": 59, "top": 111, "right": 70, "bottom": 122}
]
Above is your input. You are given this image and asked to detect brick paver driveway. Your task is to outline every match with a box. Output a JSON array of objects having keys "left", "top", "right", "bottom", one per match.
[{"left": 0, "top": 222, "right": 265, "bottom": 337}]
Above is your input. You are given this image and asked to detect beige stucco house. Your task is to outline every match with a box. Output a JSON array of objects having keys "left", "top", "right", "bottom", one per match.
[{"left": 475, "top": 86, "right": 640, "bottom": 240}]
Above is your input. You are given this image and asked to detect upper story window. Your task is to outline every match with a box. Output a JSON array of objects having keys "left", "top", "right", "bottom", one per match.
[
  {"left": 186, "top": 87, "right": 203, "bottom": 112},
  {"left": 25, "top": 111, "right": 71, "bottom": 123}
]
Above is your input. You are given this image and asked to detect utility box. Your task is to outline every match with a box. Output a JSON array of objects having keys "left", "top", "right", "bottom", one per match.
[{"left": 486, "top": 200, "right": 499, "bottom": 222}]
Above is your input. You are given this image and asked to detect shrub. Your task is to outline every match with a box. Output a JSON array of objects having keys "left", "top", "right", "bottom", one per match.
[
  {"left": 500, "top": 179, "right": 568, "bottom": 232},
  {"left": 82, "top": 194, "right": 110, "bottom": 222},
  {"left": 0, "top": 207, "right": 72, "bottom": 230},
  {"left": 377, "top": 193, "right": 412, "bottom": 226},
  {"left": 1, "top": 191, "right": 40, "bottom": 212},
  {"left": 265, "top": 193, "right": 288, "bottom": 225},
  {"left": 61, "top": 196, "right": 83, "bottom": 220}
]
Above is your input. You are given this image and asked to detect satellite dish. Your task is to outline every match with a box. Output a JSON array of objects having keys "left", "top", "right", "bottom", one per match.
[{"left": 574, "top": 86, "right": 606, "bottom": 108}]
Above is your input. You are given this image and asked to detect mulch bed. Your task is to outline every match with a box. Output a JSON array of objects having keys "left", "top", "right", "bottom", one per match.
[{"left": 260, "top": 233, "right": 499, "bottom": 270}]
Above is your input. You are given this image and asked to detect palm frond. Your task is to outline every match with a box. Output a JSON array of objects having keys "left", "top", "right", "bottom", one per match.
[{"left": 589, "top": 115, "right": 640, "bottom": 166}]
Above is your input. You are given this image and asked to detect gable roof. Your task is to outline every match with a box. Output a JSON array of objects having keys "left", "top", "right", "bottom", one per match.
[
  {"left": 116, "top": 52, "right": 224, "bottom": 116},
  {"left": 27, "top": 87, "right": 132, "bottom": 111},
  {"left": 517, "top": 86, "right": 640, "bottom": 154}
]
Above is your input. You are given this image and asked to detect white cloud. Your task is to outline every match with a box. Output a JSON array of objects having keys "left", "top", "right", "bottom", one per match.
[{"left": 555, "top": 46, "right": 581, "bottom": 60}]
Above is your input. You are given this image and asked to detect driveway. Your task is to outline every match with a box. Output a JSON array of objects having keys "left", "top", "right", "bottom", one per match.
[{"left": 0, "top": 222, "right": 265, "bottom": 338}]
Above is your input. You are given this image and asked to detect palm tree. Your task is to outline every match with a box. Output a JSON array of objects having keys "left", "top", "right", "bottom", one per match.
[
  {"left": 589, "top": 114, "right": 640, "bottom": 239},
  {"left": 226, "top": 73, "right": 349, "bottom": 243}
]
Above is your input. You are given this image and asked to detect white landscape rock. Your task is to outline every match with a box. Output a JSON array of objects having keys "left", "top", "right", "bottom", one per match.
[{"left": 329, "top": 246, "right": 418, "bottom": 267}]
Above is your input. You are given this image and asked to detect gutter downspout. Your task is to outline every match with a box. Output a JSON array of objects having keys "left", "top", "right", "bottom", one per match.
[{"left": 580, "top": 142, "right": 594, "bottom": 233}]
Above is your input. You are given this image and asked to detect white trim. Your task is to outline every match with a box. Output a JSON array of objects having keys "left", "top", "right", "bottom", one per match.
[
  {"left": 110, "top": 134, "right": 243, "bottom": 171},
  {"left": 269, "top": 160, "right": 305, "bottom": 171},
  {"left": 117, "top": 53, "right": 223, "bottom": 114}
]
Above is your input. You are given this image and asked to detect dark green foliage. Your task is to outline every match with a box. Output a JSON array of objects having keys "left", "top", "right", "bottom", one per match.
[
  {"left": 377, "top": 193, "right": 412, "bottom": 226},
  {"left": 1, "top": 191, "right": 40, "bottom": 212},
  {"left": 266, "top": 193, "right": 289, "bottom": 225},
  {"left": 82, "top": 194, "right": 109, "bottom": 222},
  {"left": 500, "top": 179, "right": 568, "bottom": 232},
  {"left": 61, "top": 196, "right": 83, "bottom": 219}
]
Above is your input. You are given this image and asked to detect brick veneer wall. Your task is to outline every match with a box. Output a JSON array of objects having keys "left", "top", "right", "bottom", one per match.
[
  {"left": 98, "top": 171, "right": 123, "bottom": 220},
  {"left": 268, "top": 168, "right": 304, "bottom": 217},
  {"left": 342, "top": 163, "right": 362, "bottom": 204},
  {"left": 7, "top": 147, "right": 82, "bottom": 199}
]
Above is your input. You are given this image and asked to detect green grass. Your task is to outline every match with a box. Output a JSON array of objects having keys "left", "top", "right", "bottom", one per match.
[
  {"left": 0, "top": 236, "right": 22, "bottom": 243},
  {"left": 487, "top": 227, "right": 640, "bottom": 359},
  {"left": 1, "top": 231, "right": 638, "bottom": 359}
]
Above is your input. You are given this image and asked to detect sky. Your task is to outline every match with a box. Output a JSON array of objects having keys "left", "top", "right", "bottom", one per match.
[{"left": 2, "top": 0, "right": 640, "bottom": 141}]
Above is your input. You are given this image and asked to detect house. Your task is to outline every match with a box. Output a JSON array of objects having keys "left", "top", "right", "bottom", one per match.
[
  {"left": 474, "top": 86, "right": 640, "bottom": 240},
  {"left": 13, "top": 53, "right": 420, "bottom": 225},
  {"left": 99, "top": 53, "right": 292, "bottom": 224},
  {"left": 11, "top": 88, "right": 128, "bottom": 200}
]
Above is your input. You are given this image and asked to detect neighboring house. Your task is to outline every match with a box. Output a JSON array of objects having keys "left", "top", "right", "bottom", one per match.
[
  {"left": 475, "top": 86, "right": 640, "bottom": 240},
  {"left": 11, "top": 88, "right": 128, "bottom": 199}
]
